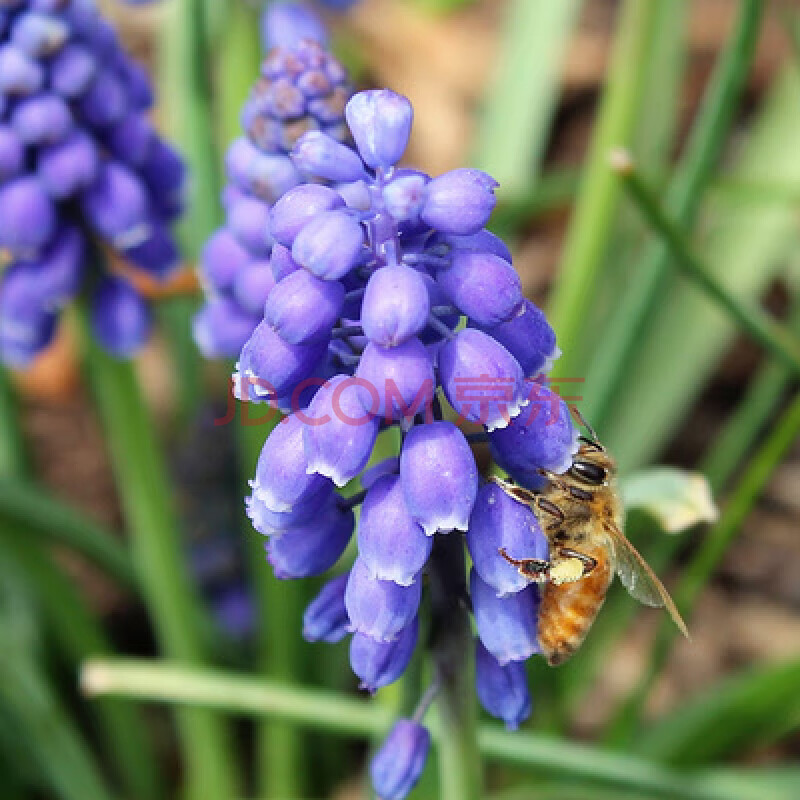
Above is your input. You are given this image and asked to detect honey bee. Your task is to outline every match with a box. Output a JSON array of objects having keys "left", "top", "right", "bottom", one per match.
[{"left": 493, "top": 415, "right": 688, "bottom": 666}]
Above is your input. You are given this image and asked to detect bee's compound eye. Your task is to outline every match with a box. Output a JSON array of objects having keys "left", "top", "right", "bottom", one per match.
[{"left": 569, "top": 460, "right": 607, "bottom": 485}]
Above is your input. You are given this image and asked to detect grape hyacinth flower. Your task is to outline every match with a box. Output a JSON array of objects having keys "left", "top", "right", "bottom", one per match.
[
  {"left": 222, "top": 65, "right": 579, "bottom": 794},
  {"left": 0, "top": 0, "right": 185, "bottom": 366},
  {"left": 194, "top": 8, "right": 352, "bottom": 359}
]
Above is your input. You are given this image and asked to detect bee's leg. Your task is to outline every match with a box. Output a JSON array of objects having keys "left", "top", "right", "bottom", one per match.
[
  {"left": 546, "top": 548, "right": 598, "bottom": 585},
  {"left": 557, "top": 547, "right": 597, "bottom": 576},
  {"left": 498, "top": 548, "right": 550, "bottom": 583},
  {"left": 489, "top": 476, "right": 538, "bottom": 507}
]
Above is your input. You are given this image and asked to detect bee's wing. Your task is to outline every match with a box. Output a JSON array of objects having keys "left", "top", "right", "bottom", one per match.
[{"left": 605, "top": 524, "right": 690, "bottom": 639}]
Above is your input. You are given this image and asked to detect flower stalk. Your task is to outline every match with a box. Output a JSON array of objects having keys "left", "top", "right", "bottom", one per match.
[{"left": 429, "top": 535, "right": 482, "bottom": 800}]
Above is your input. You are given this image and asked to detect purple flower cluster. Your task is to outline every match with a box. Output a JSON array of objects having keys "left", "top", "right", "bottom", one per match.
[
  {"left": 193, "top": 20, "right": 351, "bottom": 359},
  {"left": 227, "top": 80, "right": 579, "bottom": 797},
  {"left": 0, "top": 0, "right": 185, "bottom": 366}
]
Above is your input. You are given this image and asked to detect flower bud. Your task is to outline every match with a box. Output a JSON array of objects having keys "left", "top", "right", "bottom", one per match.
[
  {"left": 303, "top": 574, "right": 349, "bottom": 643},
  {"left": 250, "top": 413, "right": 333, "bottom": 512},
  {"left": 90, "top": 277, "right": 152, "bottom": 359},
  {"left": 0, "top": 294, "right": 56, "bottom": 367},
  {"left": 399, "top": 420, "right": 478, "bottom": 535},
  {"left": 201, "top": 229, "right": 252, "bottom": 292},
  {"left": 350, "top": 619, "right": 418, "bottom": 691},
  {"left": 266, "top": 499, "right": 354, "bottom": 579},
  {"left": 370, "top": 719, "right": 431, "bottom": 800},
  {"left": 29, "top": 225, "right": 85, "bottom": 308},
  {"left": 226, "top": 137, "right": 301, "bottom": 203},
  {"left": 107, "top": 115, "right": 154, "bottom": 168},
  {"left": 50, "top": 42, "right": 96, "bottom": 98},
  {"left": 421, "top": 168, "right": 498, "bottom": 235},
  {"left": 345, "top": 557, "right": 421, "bottom": 641},
  {"left": 292, "top": 209, "right": 364, "bottom": 280},
  {"left": 470, "top": 570, "right": 540, "bottom": 665},
  {"left": 382, "top": 172, "right": 428, "bottom": 222},
  {"left": 489, "top": 384, "right": 579, "bottom": 486},
  {"left": 0, "top": 44, "right": 44, "bottom": 95},
  {"left": 437, "top": 251, "right": 522, "bottom": 327},
  {"left": 193, "top": 298, "right": 260, "bottom": 360},
  {"left": 303, "top": 375, "right": 380, "bottom": 487},
  {"left": 11, "top": 12, "right": 69, "bottom": 58},
  {"left": 0, "top": 176, "right": 56, "bottom": 254},
  {"left": 439, "top": 328, "right": 526, "bottom": 432},
  {"left": 466, "top": 482, "right": 548, "bottom": 596},
  {"left": 0, "top": 263, "right": 55, "bottom": 358},
  {"left": 265, "top": 268, "right": 345, "bottom": 344},
  {"left": 82, "top": 162, "right": 150, "bottom": 249},
  {"left": 233, "top": 261, "right": 276, "bottom": 316},
  {"left": 362, "top": 264, "right": 430, "bottom": 347},
  {"left": 140, "top": 140, "right": 187, "bottom": 215},
  {"left": 262, "top": 1, "right": 328, "bottom": 51},
  {"left": 358, "top": 475, "right": 432, "bottom": 586},
  {"left": 270, "top": 184, "right": 344, "bottom": 247},
  {"left": 475, "top": 640, "right": 531, "bottom": 730},
  {"left": 292, "top": 131, "right": 366, "bottom": 183},
  {"left": 345, "top": 89, "right": 413, "bottom": 169},
  {"left": 125, "top": 224, "right": 180, "bottom": 277},
  {"left": 355, "top": 338, "right": 434, "bottom": 421},
  {"left": 37, "top": 130, "right": 99, "bottom": 198},
  {"left": 246, "top": 483, "right": 329, "bottom": 536},
  {"left": 227, "top": 195, "right": 272, "bottom": 257},
  {"left": 79, "top": 69, "right": 128, "bottom": 128},
  {"left": 478, "top": 299, "right": 559, "bottom": 378},
  {"left": 10, "top": 92, "right": 72, "bottom": 145},
  {"left": 431, "top": 229, "right": 512, "bottom": 263}
]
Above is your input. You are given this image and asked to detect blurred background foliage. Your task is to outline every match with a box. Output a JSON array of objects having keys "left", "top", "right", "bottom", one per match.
[{"left": 1, "top": 0, "right": 800, "bottom": 798}]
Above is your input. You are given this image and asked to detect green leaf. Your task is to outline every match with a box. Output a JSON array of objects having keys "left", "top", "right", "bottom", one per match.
[
  {"left": 0, "top": 480, "right": 135, "bottom": 588},
  {"left": 635, "top": 659, "right": 800, "bottom": 765},
  {"left": 603, "top": 67, "right": 800, "bottom": 470},
  {"left": 472, "top": 0, "right": 582, "bottom": 198},
  {"left": 621, "top": 467, "right": 718, "bottom": 533}
]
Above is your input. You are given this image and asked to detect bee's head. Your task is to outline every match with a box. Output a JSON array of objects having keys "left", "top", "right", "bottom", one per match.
[{"left": 569, "top": 406, "right": 615, "bottom": 486}]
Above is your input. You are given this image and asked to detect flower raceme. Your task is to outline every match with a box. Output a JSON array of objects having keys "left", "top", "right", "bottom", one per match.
[
  {"left": 193, "top": 21, "right": 352, "bottom": 359},
  {"left": 221, "top": 75, "right": 578, "bottom": 797},
  {"left": 0, "top": 0, "right": 185, "bottom": 365}
]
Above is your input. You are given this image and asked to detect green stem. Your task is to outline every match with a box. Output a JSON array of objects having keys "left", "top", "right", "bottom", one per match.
[
  {"left": 83, "top": 658, "right": 768, "bottom": 800},
  {"left": 82, "top": 331, "right": 237, "bottom": 800},
  {"left": 605, "top": 390, "right": 800, "bottom": 744},
  {"left": 0, "top": 480, "right": 135, "bottom": 588},
  {"left": 0, "top": 655, "right": 114, "bottom": 800},
  {"left": 547, "top": 0, "right": 661, "bottom": 358},
  {"left": 583, "top": 0, "right": 764, "bottom": 426},
  {"left": 613, "top": 158, "right": 800, "bottom": 375},
  {"left": 701, "top": 287, "right": 800, "bottom": 489},
  {"left": 158, "top": 0, "right": 222, "bottom": 424},
  {"left": 472, "top": 0, "right": 582, "bottom": 198},
  {"left": 429, "top": 535, "right": 481, "bottom": 800}
]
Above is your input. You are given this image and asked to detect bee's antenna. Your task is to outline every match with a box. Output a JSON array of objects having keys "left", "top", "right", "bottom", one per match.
[{"left": 570, "top": 405, "right": 600, "bottom": 445}]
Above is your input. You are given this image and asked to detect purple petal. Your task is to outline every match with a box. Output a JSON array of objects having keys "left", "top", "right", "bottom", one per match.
[{"left": 399, "top": 421, "right": 478, "bottom": 535}]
